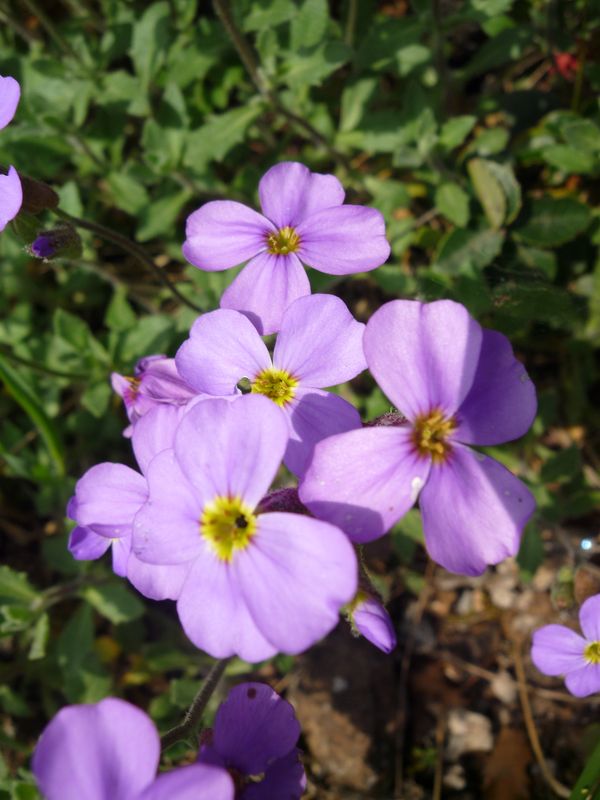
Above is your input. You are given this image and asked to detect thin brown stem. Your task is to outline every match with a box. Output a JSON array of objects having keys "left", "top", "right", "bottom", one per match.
[{"left": 161, "top": 658, "right": 231, "bottom": 751}]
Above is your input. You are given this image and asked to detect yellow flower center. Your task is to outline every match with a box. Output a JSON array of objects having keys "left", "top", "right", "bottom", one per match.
[
  {"left": 412, "top": 409, "right": 457, "bottom": 463},
  {"left": 251, "top": 367, "right": 298, "bottom": 407},
  {"left": 266, "top": 226, "right": 301, "bottom": 255},
  {"left": 584, "top": 641, "right": 600, "bottom": 664},
  {"left": 200, "top": 496, "right": 257, "bottom": 562}
]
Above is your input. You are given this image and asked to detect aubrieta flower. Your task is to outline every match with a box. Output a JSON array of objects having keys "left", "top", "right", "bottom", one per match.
[
  {"left": 112, "top": 354, "right": 196, "bottom": 436},
  {"left": 182, "top": 161, "right": 390, "bottom": 334},
  {"left": 198, "top": 682, "right": 306, "bottom": 799},
  {"left": 133, "top": 395, "right": 357, "bottom": 661},
  {"left": 175, "top": 294, "right": 366, "bottom": 476},
  {"left": 348, "top": 592, "right": 397, "bottom": 654},
  {"left": 68, "top": 405, "right": 190, "bottom": 601},
  {"left": 300, "top": 299, "right": 537, "bottom": 576},
  {"left": 31, "top": 697, "right": 235, "bottom": 800},
  {"left": 0, "top": 75, "right": 22, "bottom": 231},
  {"left": 531, "top": 594, "right": 600, "bottom": 698}
]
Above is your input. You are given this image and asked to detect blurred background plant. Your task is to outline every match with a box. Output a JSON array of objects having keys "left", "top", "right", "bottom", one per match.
[{"left": 1, "top": 0, "right": 599, "bottom": 797}]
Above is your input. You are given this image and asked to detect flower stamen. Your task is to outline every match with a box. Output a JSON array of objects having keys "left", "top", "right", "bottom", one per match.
[
  {"left": 266, "top": 226, "right": 300, "bottom": 255},
  {"left": 584, "top": 641, "right": 600, "bottom": 664},
  {"left": 251, "top": 368, "right": 298, "bottom": 407},
  {"left": 412, "top": 409, "right": 457, "bottom": 463},
  {"left": 201, "top": 496, "right": 257, "bottom": 562}
]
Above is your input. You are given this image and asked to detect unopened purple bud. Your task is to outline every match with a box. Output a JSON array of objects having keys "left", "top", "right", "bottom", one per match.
[
  {"left": 29, "top": 224, "right": 81, "bottom": 260},
  {"left": 348, "top": 592, "right": 397, "bottom": 654}
]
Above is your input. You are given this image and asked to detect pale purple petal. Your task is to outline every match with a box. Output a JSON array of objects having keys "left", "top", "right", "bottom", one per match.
[
  {"left": 242, "top": 750, "right": 306, "bottom": 800},
  {"left": 579, "top": 594, "right": 600, "bottom": 641},
  {"left": 0, "top": 166, "right": 22, "bottom": 231},
  {"left": 296, "top": 205, "right": 390, "bottom": 275},
  {"left": 127, "top": 554, "right": 191, "bottom": 601},
  {"left": 132, "top": 450, "right": 202, "bottom": 565},
  {"left": 531, "top": 625, "right": 588, "bottom": 676},
  {"left": 284, "top": 388, "right": 362, "bottom": 478},
  {"left": 138, "top": 764, "right": 234, "bottom": 800},
  {"left": 455, "top": 329, "right": 537, "bottom": 446},
  {"left": 68, "top": 527, "right": 112, "bottom": 561},
  {"left": 352, "top": 596, "right": 397, "bottom": 654},
  {"left": 220, "top": 251, "right": 310, "bottom": 335},
  {"left": 174, "top": 396, "right": 289, "bottom": 509},
  {"left": 183, "top": 201, "right": 273, "bottom": 271},
  {"left": 111, "top": 535, "right": 132, "bottom": 577},
  {"left": 208, "top": 683, "right": 300, "bottom": 775},
  {"left": 273, "top": 294, "right": 367, "bottom": 386},
  {"left": 420, "top": 444, "right": 535, "bottom": 575},
  {"left": 364, "top": 299, "right": 483, "bottom": 420},
  {"left": 132, "top": 404, "right": 182, "bottom": 475},
  {"left": 565, "top": 664, "right": 600, "bottom": 698},
  {"left": 0, "top": 76, "right": 20, "bottom": 129},
  {"left": 137, "top": 356, "right": 196, "bottom": 404},
  {"left": 300, "top": 426, "right": 430, "bottom": 543},
  {"left": 258, "top": 161, "right": 345, "bottom": 227},
  {"left": 177, "top": 552, "right": 277, "bottom": 661},
  {"left": 176, "top": 310, "right": 271, "bottom": 395},
  {"left": 235, "top": 512, "right": 357, "bottom": 654},
  {"left": 73, "top": 463, "right": 147, "bottom": 536},
  {"left": 32, "top": 698, "right": 159, "bottom": 800}
]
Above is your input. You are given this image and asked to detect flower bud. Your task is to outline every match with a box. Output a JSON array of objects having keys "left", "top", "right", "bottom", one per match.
[
  {"left": 18, "top": 174, "right": 59, "bottom": 214},
  {"left": 29, "top": 223, "right": 82, "bottom": 260},
  {"left": 347, "top": 591, "right": 397, "bottom": 654}
]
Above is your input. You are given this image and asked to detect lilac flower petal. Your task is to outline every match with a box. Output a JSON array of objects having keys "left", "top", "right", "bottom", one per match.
[
  {"left": 296, "top": 205, "right": 390, "bottom": 275},
  {"left": 0, "top": 166, "right": 22, "bottom": 231},
  {"left": 352, "top": 596, "right": 397, "bottom": 654},
  {"left": 564, "top": 663, "right": 600, "bottom": 698},
  {"left": 111, "top": 535, "right": 132, "bottom": 577},
  {"left": 300, "top": 426, "right": 430, "bottom": 543},
  {"left": 364, "top": 299, "right": 483, "bottom": 420},
  {"left": 420, "top": 444, "right": 535, "bottom": 575},
  {"left": 531, "top": 624, "right": 588, "bottom": 676},
  {"left": 127, "top": 554, "right": 191, "bottom": 601},
  {"left": 176, "top": 310, "right": 271, "bottom": 395},
  {"left": 235, "top": 512, "right": 357, "bottom": 654},
  {"left": 0, "top": 76, "right": 20, "bottom": 129},
  {"left": 132, "top": 450, "right": 202, "bottom": 565},
  {"left": 74, "top": 463, "right": 147, "bottom": 535},
  {"left": 579, "top": 594, "right": 600, "bottom": 641},
  {"left": 220, "top": 251, "right": 310, "bottom": 335},
  {"left": 32, "top": 698, "right": 160, "bottom": 800},
  {"left": 138, "top": 356, "right": 195, "bottom": 402},
  {"left": 138, "top": 764, "right": 234, "bottom": 800},
  {"left": 210, "top": 683, "right": 300, "bottom": 775},
  {"left": 242, "top": 749, "right": 306, "bottom": 800},
  {"left": 183, "top": 201, "right": 273, "bottom": 271},
  {"left": 132, "top": 404, "right": 182, "bottom": 475},
  {"left": 174, "top": 396, "right": 289, "bottom": 510},
  {"left": 273, "top": 294, "right": 367, "bottom": 387},
  {"left": 284, "top": 388, "right": 362, "bottom": 478},
  {"left": 68, "top": 526, "right": 112, "bottom": 561},
  {"left": 177, "top": 551, "right": 277, "bottom": 661},
  {"left": 455, "top": 329, "right": 537, "bottom": 446},
  {"left": 258, "top": 161, "right": 345, "bottom": 228}
]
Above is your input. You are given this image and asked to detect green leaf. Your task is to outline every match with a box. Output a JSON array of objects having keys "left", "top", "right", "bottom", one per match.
[
  {"left": 0, "top": 355, "right": 65, "bottom": 476},
  {"left": 56, "top": 604, "right": 94, "bottom": 672},
  {"left": 0, "top": 567, "right": 39, "bottom": 606},
  {"left": 513, "top": 197, "right": 591, "bottom": 247},
  {"left": 484, "top": 160, "right": 521, "bottom": 224},
  {"left": 461, "top": 27, "right": 531, "bottom": 79},
  {"left": 82, "top": 583, "right": 145, "bottom": 624},
  {"left": 106, "top": 173, "right": 150, "bottom": 215},
  {"left": 28, "top": 612, "right": 50, "bottom": 660},
  {"left": 435, "top": 228, "right": 505, "bottom": 273},
  {"left": 184, "top": 103, "right": 264, "bottom": 168},
  {"left": 569, "top": 736, "right": 600, "bottom": 800},
  {"left": 561, "top": 119, "right": 600, "bottom": 153},
  {"left": 339, "top": 78, "right": 377, "bottom": 133},
  {"left": 471, "top": 127, "right": 509, "bottom": 156},
  {"left": 541, "top": 145, "right": 596, "bottom": 174},
  {"left": 130, "top": 1, "right": 171, "bottom": 85},
  {"left": 290, "top": 0, "right": 329, "bottom": 50},
  {"left": 244, "top": 0, "right": 296, "bottom": 32},
  {"left": 434, "top": 182, "right": 470, "bottom": 227},
  {"left": 136, "top": 189, "right": 191, "bottom": 241},
  {"left": 467, "top": 158, "right": 506, "bottom": 229},
  {"left": 517, "top": 525, "right": 543, "bottom": 582},
  {"left": 81, "top": 381, "right": 111, "bottom": 418},
  {"left": 105, "top": 287, "right": 137, "bottom": 332},
  {"left": 439, "top": 115, "right": 476, "bottom": 150},
  {"left": 282, "top": 40, "right": 350, "bottom": 88}
]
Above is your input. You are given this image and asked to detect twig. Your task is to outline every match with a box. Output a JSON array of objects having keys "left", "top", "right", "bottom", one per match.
[
  {"left": 53, "top": 209, "right": 204, "bottom": 313},
  {"left": 161, "top": 658, "right": 231, "bottom": 751},
  {"left": 433, "top": 709, "right": 446, "bottom": 800},
  {"left": 344, "top": 0, "right": 358, "bottom": 47}
]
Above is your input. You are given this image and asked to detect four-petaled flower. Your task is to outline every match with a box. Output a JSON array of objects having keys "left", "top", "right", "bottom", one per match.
[
  {"left": 300, "top": 299, "right": 537, "bottom": 576},
  {"left": 532, "top": 593, "right": 600, "bottom": 698},
  {"left": 182, "top": 161, "right": 390, "bottom": 334},
  {"left": 0, "top": 75, "right": 22, "bottom": 231}
]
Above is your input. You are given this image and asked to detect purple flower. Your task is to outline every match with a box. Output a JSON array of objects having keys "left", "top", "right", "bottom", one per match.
[
  {"left": 198, "top": 682, "right": 306, "bottom": 799},
  {"left": 0, "top": 76, "right": 22, "bottom": 232},
  {"left": 111, "top": 355, "right": 197, "bottom": 436},
  {"left": 132, "top": 395, "right": 357, "bottom": 661},
  {"left": 531, "top": 594, "right": 600, "bottom": 698},
  {"left": 175, "top": 294, "right": 365, "bottom": 476},
  {"left": 300, "top": 299, "right": 537, "bottom": 576},
  {"left": 68, "top": 405, "right": 190, "bottom": 601},
  {"left": 349, "top": 593, "right": 397, "bottom": 654},
  {"left": 31, "top": 697, "right": 234, "bottom": 800},
  {"left": 182, "top": 161, "right": 390, "bottom": 334}
]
